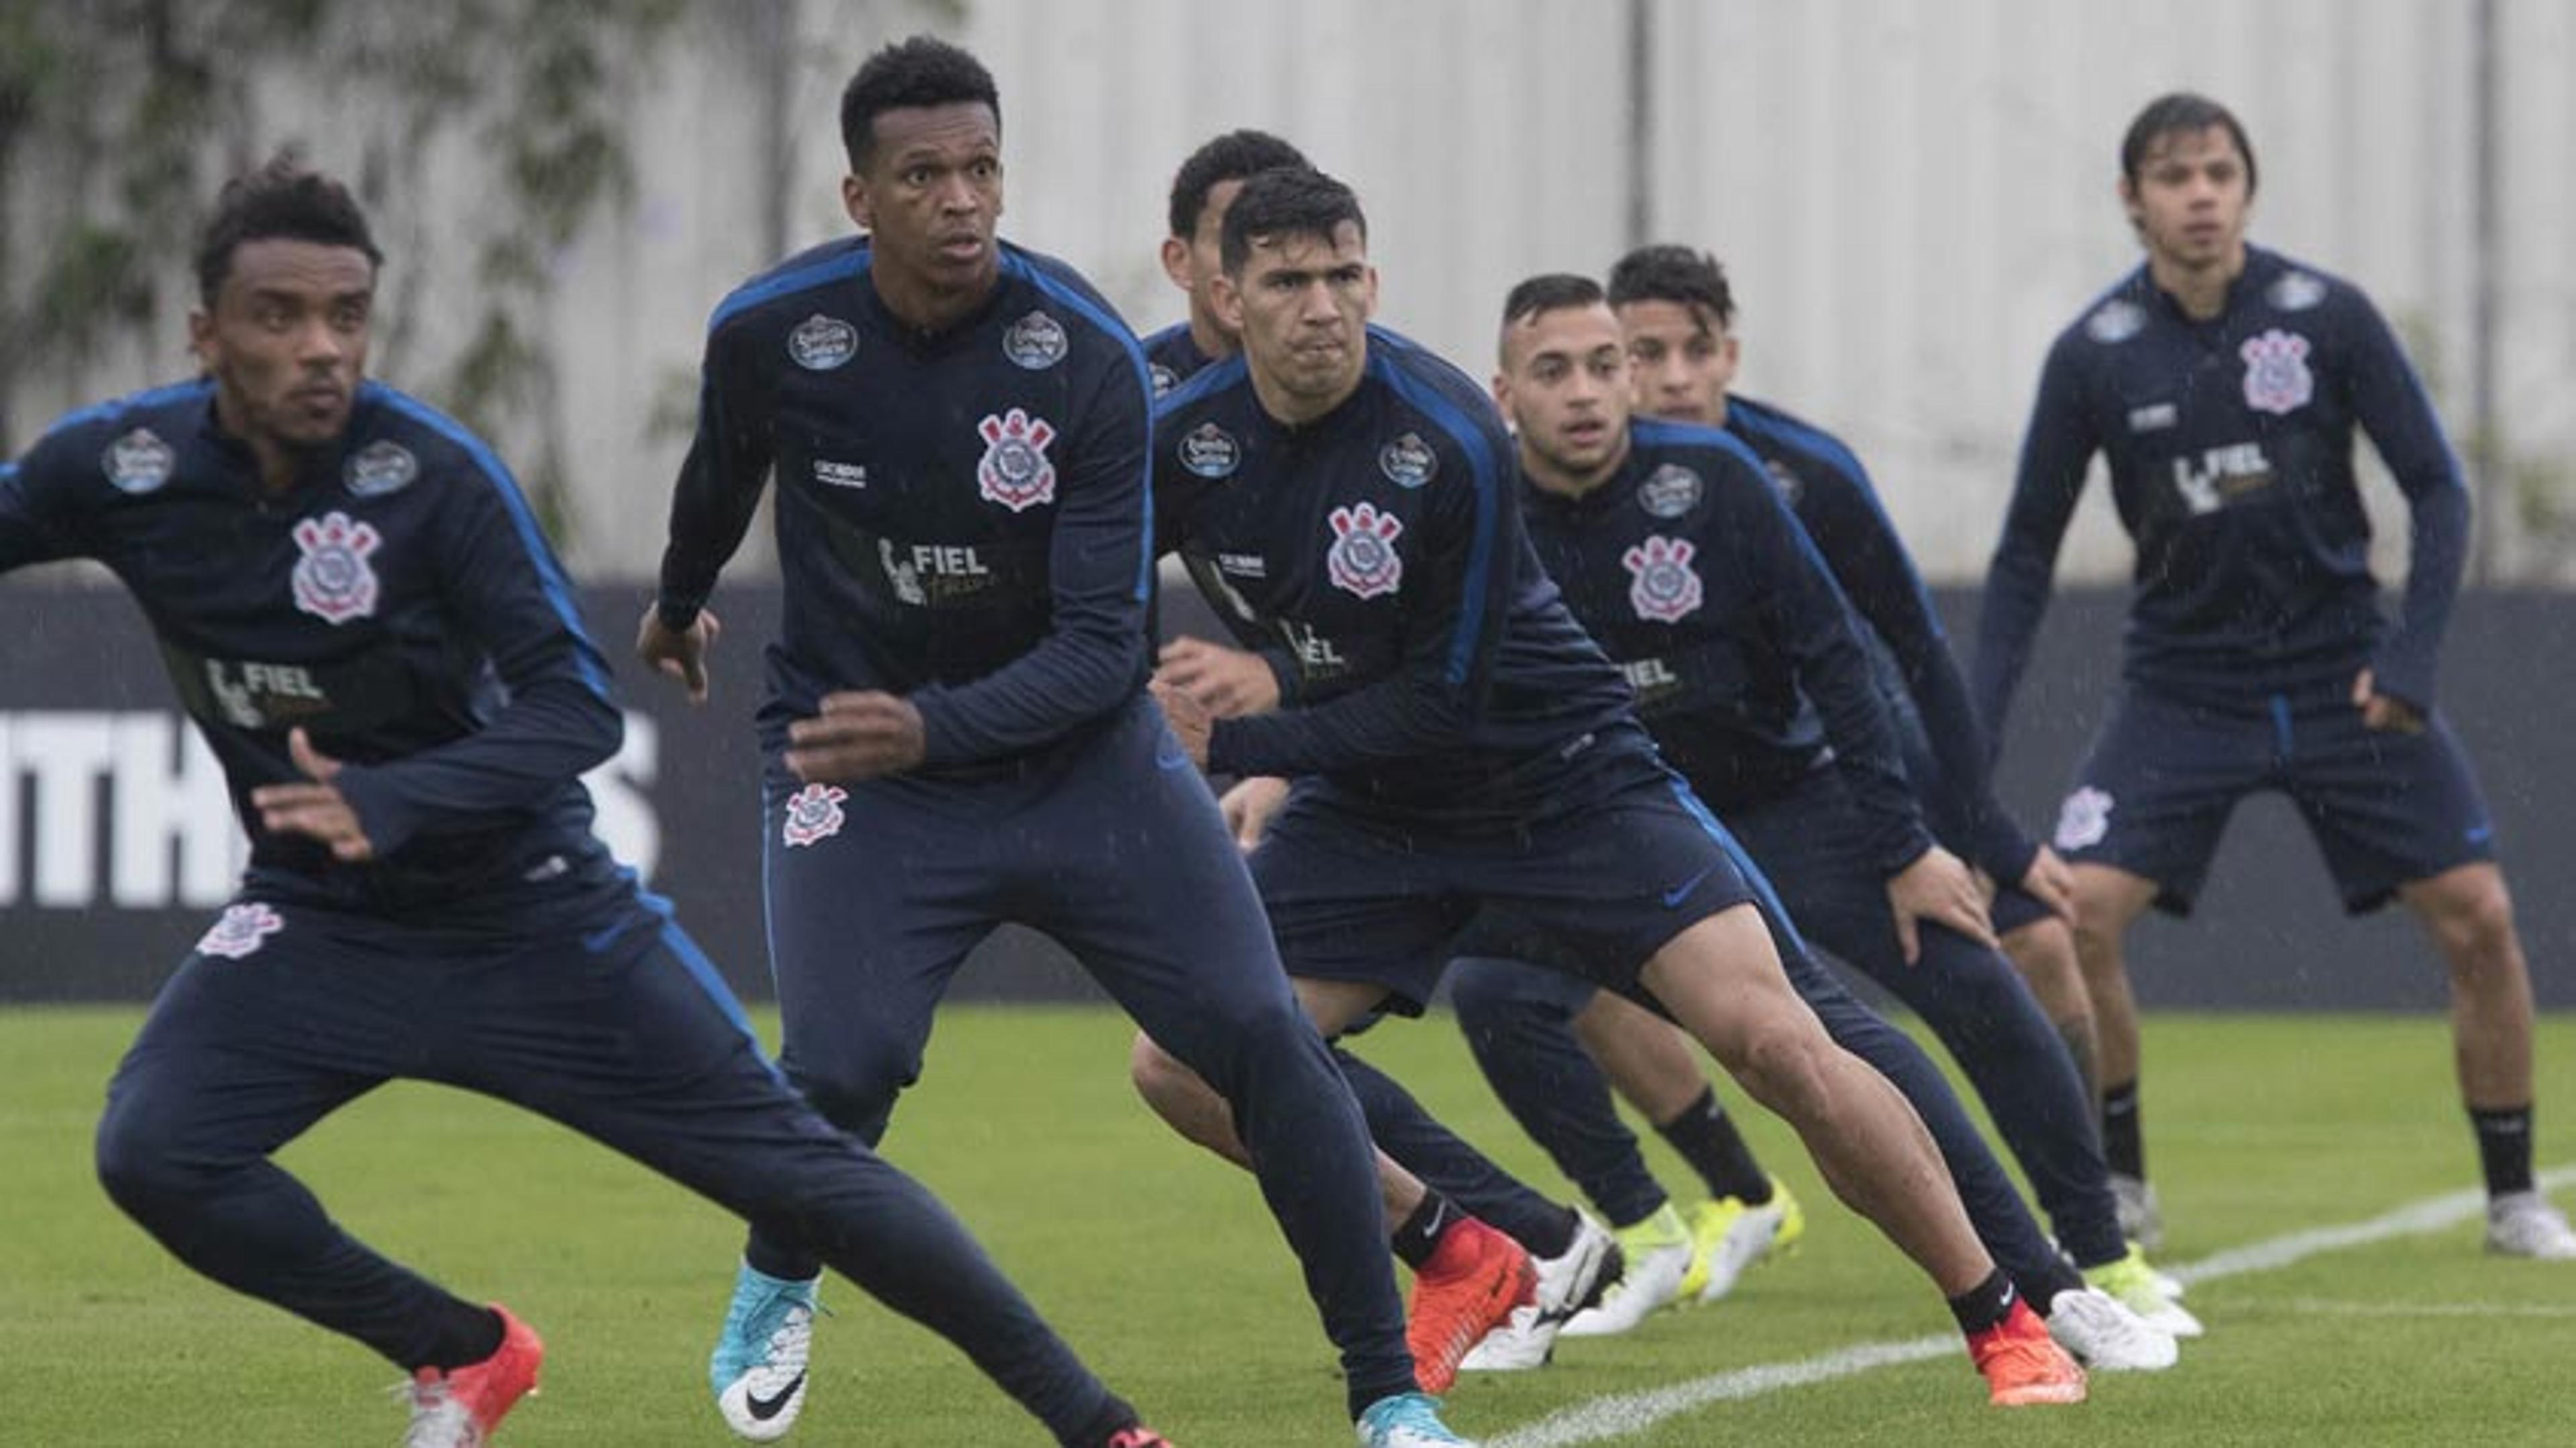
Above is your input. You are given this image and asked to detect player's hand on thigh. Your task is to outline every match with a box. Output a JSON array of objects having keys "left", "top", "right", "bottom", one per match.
[
  {"left": 1886, "top": 845, "right": 1998, "bottom": 964},
  {"left": 2022, "top": 844, "right": 2078, "bottom": 920},
  {"left": 1218, "top": 775, "right": 1291, "bottom": 851},
  {"left": 785, "top": 691, "right": 926, "bottom": 782},
  {"left": 2351, "top": 668, "right": 2426, "bottom": 734}
]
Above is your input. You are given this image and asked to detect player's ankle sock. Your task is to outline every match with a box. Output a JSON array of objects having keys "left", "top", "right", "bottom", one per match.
[
  {"left": 1391, "top": 1192, "right": 1462, "bottom": 1270},
  {"left": 2015, "top": 1257, "right": 2084, "bottom": 1316},
  {"left": 419, "top": 1302, "right": 506, "bottom": 1372},
  {"left": 1947, "top": 1268, "right": 2019, "bottom": 1337},
  {"left": 1656, "top": 1086, "right": 1771, "bottom": 1203},
  {"left": 1524, "top": 1204, "right": 1580, "bottom": 1259},
  {"left": 2471, "top": 1104, "right": 2536, "bottom": 1197},
  {"left": 2101, "top": 1079, "right": 2145, "bottom": 1179}
]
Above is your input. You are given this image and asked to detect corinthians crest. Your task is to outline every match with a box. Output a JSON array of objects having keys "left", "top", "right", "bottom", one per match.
[
  {"left": 1325, "top": 502, "right": 1404, "bottom": 599},
  {"left": 290, "top": 511, "right": 383, "bottom": 625},
  {"left": 1622, "top": 535, "right": 1704, "bottom": 623},
  {"left": 2239, "top": 329, "right": 2313, "bottom": 416},
  {"left": 975, "top": 409, "right": 1058, "bottom": 511}
]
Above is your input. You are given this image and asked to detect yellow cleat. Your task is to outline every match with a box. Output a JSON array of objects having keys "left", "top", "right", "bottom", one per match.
[{"left": 1680, "top": 1177, "right": 1803, "bottom": 1304}]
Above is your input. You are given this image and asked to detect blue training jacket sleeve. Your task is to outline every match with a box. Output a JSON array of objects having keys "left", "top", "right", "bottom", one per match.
[
  {"left": 908, "top": 348, "right": 1152, "bottom": 764},
  {"left": 1, "top": 431, "right": 91, "bottom": 573},
  {"left": 1207, "top": 425, "right": 1514, "bottom": 778},
  {"left": 1801, "top": 457, "right": 2035, "bottom": 879},
  {"left": 655, "top": 317, "right": 775, "bottom": 629},
  {"left": 1975, "top": 332, "right": 2098, "bottom": 756},
  {"left": 1751, "top": 484, "right": 1934, "bottom": 876},
  {"left": 2344, "top": 293, "right": 2468, "bottom": 711},
  {"left": 331, "top": 468, "right": 622, "bottom": 856}
]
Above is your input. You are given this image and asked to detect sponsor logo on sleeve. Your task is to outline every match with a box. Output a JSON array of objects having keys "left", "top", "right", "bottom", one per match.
[
  {"left": 1002, "top": 309, "right": 1069, "bottom": 370},
  {"left": 197, "top": 902, "right": 285, "bottom": 960},
  {"left": 1622, "top": 535, "right": 1705, "bottom": 623},
  {"left": 2239, "top": 329, "right": 2314, "bottom": 415},
  {"left": 289, "top": 511, "right": 383, "bottom": 625},
  {"left": 2267, "top": 270, "right": 2328, "bottom": 312},
  {"left": 103, "top": 427, "right": 175, "bottom": 495},
  {"left": 788, "top": 313, "right": 858, "bottom": 370},
  {"left": 975, "top": 409, "right": 1058, "bottom": 511},
  {"left": 1324, "top": 502, "right": 1404, "bottom": 599},
  {"left": 2084, "top": 299, "right": 2146, "bottom": 344},
  {"left": 343, "top": 440, "right": 419, "bottom": 499},
  {"left": 780, "top": 782, "right": 850, "bottom": 847},
  {"left": 1637, "top": 463, "right": 1704, "bottom": 519},
  {"left": 1378, "top": 432, "right": 1438, "bottom": 488},
  {"left": 1178, "top": 421, "right": 1240, "bottom": 479}
]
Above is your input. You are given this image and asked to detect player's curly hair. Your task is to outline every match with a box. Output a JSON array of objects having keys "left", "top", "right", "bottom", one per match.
[
  {"left": 841, "top": 35, "right": 1002, "bottom": 172},
  {"left": 1606, "top": 246, "right": 1735, "bottom": 332},
  {"left": 194, "top": 151, "right": 381, "bottom": 307}
]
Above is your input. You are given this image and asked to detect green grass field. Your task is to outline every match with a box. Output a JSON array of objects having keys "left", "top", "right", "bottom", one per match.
[{"left": 5, "top": 1005, "right": 2572, "bottom": 1445}]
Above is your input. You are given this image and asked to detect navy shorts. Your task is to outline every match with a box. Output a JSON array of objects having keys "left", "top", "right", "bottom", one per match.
[
  {"left": 2051, "top": 684, "right": 2498, "bottom": 916},
  {"left": 1248, "top": 747, "right": 1798, "bottom": 1014}
]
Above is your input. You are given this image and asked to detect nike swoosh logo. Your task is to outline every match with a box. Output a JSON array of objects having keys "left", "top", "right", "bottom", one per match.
[
  {"left": 1660, "top": 866, "right": 1717, "bottom": 909},
  {"left": 747, "top": 1373, "right": 805, "bottom": 1420}
]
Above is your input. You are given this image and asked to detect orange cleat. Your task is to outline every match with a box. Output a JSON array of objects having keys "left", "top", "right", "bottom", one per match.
[
  {"left": 405, "top": 1304, "right": 544, "bottom": 1446},
  {"left": 1406, "top": 1215, "right": 1536, "bottom": 1395},
  {"left": 1968, "top": 1296, "right": 2088, "bottom": 1406}
]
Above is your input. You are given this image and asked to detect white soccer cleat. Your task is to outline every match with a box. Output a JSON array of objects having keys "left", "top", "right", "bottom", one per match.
[
  {"left": 1460, "top": 1210, "right": 1621, "bottom": 1372},
  {"left": 2084, "top": 1243, "right": 2204, "bottom": 1339},
  {"left": 2110, "top": 1172, "right": 2164, "bottom": 1251},
  {"left": 2045, "top": 1286, "right": 2179, "bottom": 1371},
  {"left": 712, "top": 1262, "right": 820, "bottom": 1441},
  {"left": 2486, "top": 1191, "right": 2576, "bottom": 1260},
  {"left": 1561, "top": 1204, "right": 1691, "bottom": 1338}
]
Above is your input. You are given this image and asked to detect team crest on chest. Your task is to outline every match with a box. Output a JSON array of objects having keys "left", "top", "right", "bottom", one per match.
[
  {"left": 1002, "top": 310, "right": 1069, "bottom": 369},
  {"left": 975, "top": 408, "right": 1058, "bottom": 511},
  {"left": 197, "top": 902, "right": 284, "bottom": 960},
  {"left": 2239, "top": 329, "right": 2313, "bottom": 415},
  {"left": 781, "top": 782, "right": 850, "bottom": 847},
  {"left": 1325, "top": 501, "right": 1405, "bottom": 599},
  {"left": 103, "top": 427, "right": 175, "bottom": 495},
  {"left": 1622, "top": 535, "right": 1705, "bottom": 623},
  {"left": 788, "top": 313, "right": 858, "bottom": 370},
  {"left": 1378, "top": 432, "right": 1438, "bottom": 488},
  {"left": 290, "top": 511, "right": 383, "bottom": 625}
]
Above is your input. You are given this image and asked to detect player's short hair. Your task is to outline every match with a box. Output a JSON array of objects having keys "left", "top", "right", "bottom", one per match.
[
  {"left": 1218, "top": 167, "right": 1366, "bottom": 276},
  {"left": 1167, "top": 130, "right": 1310, "bottom": 241},
  {"left": 1606, "top": 245, "right": 1735, "bottom": 332},
  {"left": 2121, "top": 91, "right": 2259, "bottom": 195},
  {"left": 194, "top": 152, "right": 382, "bottom": 307},
  {"left": 840, "top": 35, "right": 1002, "bottom": 174},
  {"left": 1498, "top": 274, "right": 1608, "bottom": 364}
]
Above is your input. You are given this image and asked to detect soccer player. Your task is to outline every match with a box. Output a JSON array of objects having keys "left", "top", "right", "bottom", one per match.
[
  {"left": 1442, "top": 274, "right": 2182, "bottom": 1372},
  {"left": 636, "top": 38, "right": 1468, "bottom": 1448},
  {"left": 1136, "top": 164, "right": 2088, "bottom": 1407},
  {"left": 1142, "top": 128, "right": 1309, "bottom": 398},
  {"left": 3, "top": 155, "right": 1173, "bottom": 1448},
  {"left": 1975, "top": 91, "right": 2576, "bottom": 1259}
]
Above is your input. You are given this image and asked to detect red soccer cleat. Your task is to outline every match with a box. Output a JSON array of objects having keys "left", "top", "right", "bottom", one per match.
[
  {"left": 1406, "top": 1215, "right": 1536, "bottom": 1395},
  {"left": 1968, "top": 1296, "right": 2088, "bottom": 1406},
  {"left": 405, "top": 1304, "right": 544, "bottom": 1446}
]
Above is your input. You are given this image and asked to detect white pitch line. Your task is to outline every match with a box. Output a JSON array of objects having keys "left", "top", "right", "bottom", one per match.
[
  {"left": 1488, "top": 1166, "right": 2576, "bottom": 1448},
  {"left": 2274, "top": 1298, "right": 2576, "bottom": 1320}
]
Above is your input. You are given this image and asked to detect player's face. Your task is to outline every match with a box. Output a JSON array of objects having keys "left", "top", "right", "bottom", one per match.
[
  {"left": 1218, "top": 221, "right": 1376, "bottom": 419},
  {"left": 1162, "top": 177, "right": 1247, "bottom": 340},
  {"left": 2121, "top": 124, "right": 2251, "bottom": 272},
  {"left": 190, "top": 238, "right": 374, "bottom": 453},
  {"left": 1617, "top": 299, "right": 1737, "bottom": 425},
  {"left": 1495, "top": 302, "right": 1632, "bottom": 480},
  {"left": 846, "top": 101, "right": 1004, "bottom": 295}
]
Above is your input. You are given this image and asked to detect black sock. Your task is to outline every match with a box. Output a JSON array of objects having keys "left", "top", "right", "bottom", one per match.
[
  {"left": 2015, "top": 1256, "right": 2084, "bottom": 1315},
  {"left": 1656, "top": 1086, "right": 1772, "bottom": 1203},
  {"left": 1391, "top": 1192, "right": 1460, "bottom": 1271},
  {"left": 2101, "top": 1079, "right": 2144, "bottom": 1179},
  {"left": 2471, "top": 1104, "right": 2536, "bottom": 1197},
  {"left": 1946, "top": 1268, "right": 2019, "bottom": 1337},
  {"left": 1527, "top": 1204, "right": 1580, "bottom": 1260},
  {"left": 419, "top": 1303, "right": 505, "bottom": 1372}
]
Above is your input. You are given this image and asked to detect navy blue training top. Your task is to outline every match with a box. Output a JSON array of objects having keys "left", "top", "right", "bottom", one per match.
[
  {"left": 1154, "top": 326, "right": 1637, "bottom": 825},
  {"left": 1141, "top": 321, "right": 1217, "bottom": 400},
  {"left": 657, "top": 236, "right": 1155, "bottom": 770},
  {"left": 1520, "top": 418, "right": 1932, "bottom": 876},
  {"left": 2, "top": 379, "right": 621, "bottom": 915},
  {"left": 1977, "top": 244, "right": 2468, "bottom": 731}
]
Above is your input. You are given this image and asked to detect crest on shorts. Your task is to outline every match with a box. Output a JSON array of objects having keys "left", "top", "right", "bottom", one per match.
[
  {"left": 343, "top": 440, "right": 418, "bottom": 499},
  {"left": 1324, "top": 501, "right": 1404, "bottom": 599},
  {"left": 1638, "top": 464, "right": 1703, "bottom": 519},
  {"left": 788, "top": 313, "right": 858, "bottom": 370},
  {"left": 781, "top": 782, "right": 849, "bottom": 847},
  {"left": 197, "top": 902, "right": 284, "bottom": 960},
  {"left": 2267, "top": 270, "right": 2328, "bottom": 312},
  {"left": 975, "top": 408, "right": 1057, "bottom": 511},
  {"left": 1378, "top": 432, "right": 1438, "bottom": 488},
  {"left": 290, "top": 511, "right": 383, "bottom": 626},
  {"left": 1178, "top": 421, "right": 1240, "bottom": 479},
  {"left": 1003, "top": 309, "right": 1069, "bottom": 370},
  {"left": 103, "top": 427, "right": 175, "bottom": 495},
  {"left": 2054, "top": 786, "right": 2114, "bottom": 851},
  {"left": 2239, "top": 329, "right": 2313, "bottom": 415},
  {"left": 1622, "top": 535, "right": 1705, "bottom": 623}
]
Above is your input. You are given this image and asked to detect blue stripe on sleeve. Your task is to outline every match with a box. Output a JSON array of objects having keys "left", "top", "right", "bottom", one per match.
[
  {"left": 372, "top": 385, "right": 614, "bottom": 703},
  {"left": 1371, "top": 351, "right": 1501, "bottom": 686},
  {"left": 45, "top": 379, "right": 215, "bottom": 439},
  {"left": 708, "top": 246, "right": 869, "bottom": 333},
  {"left": 1010, "top": 252, "right": 1161, "bottom": 603},
  {"left": 1727, "top": 404, "right": 1948, "bottom": 639}
]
